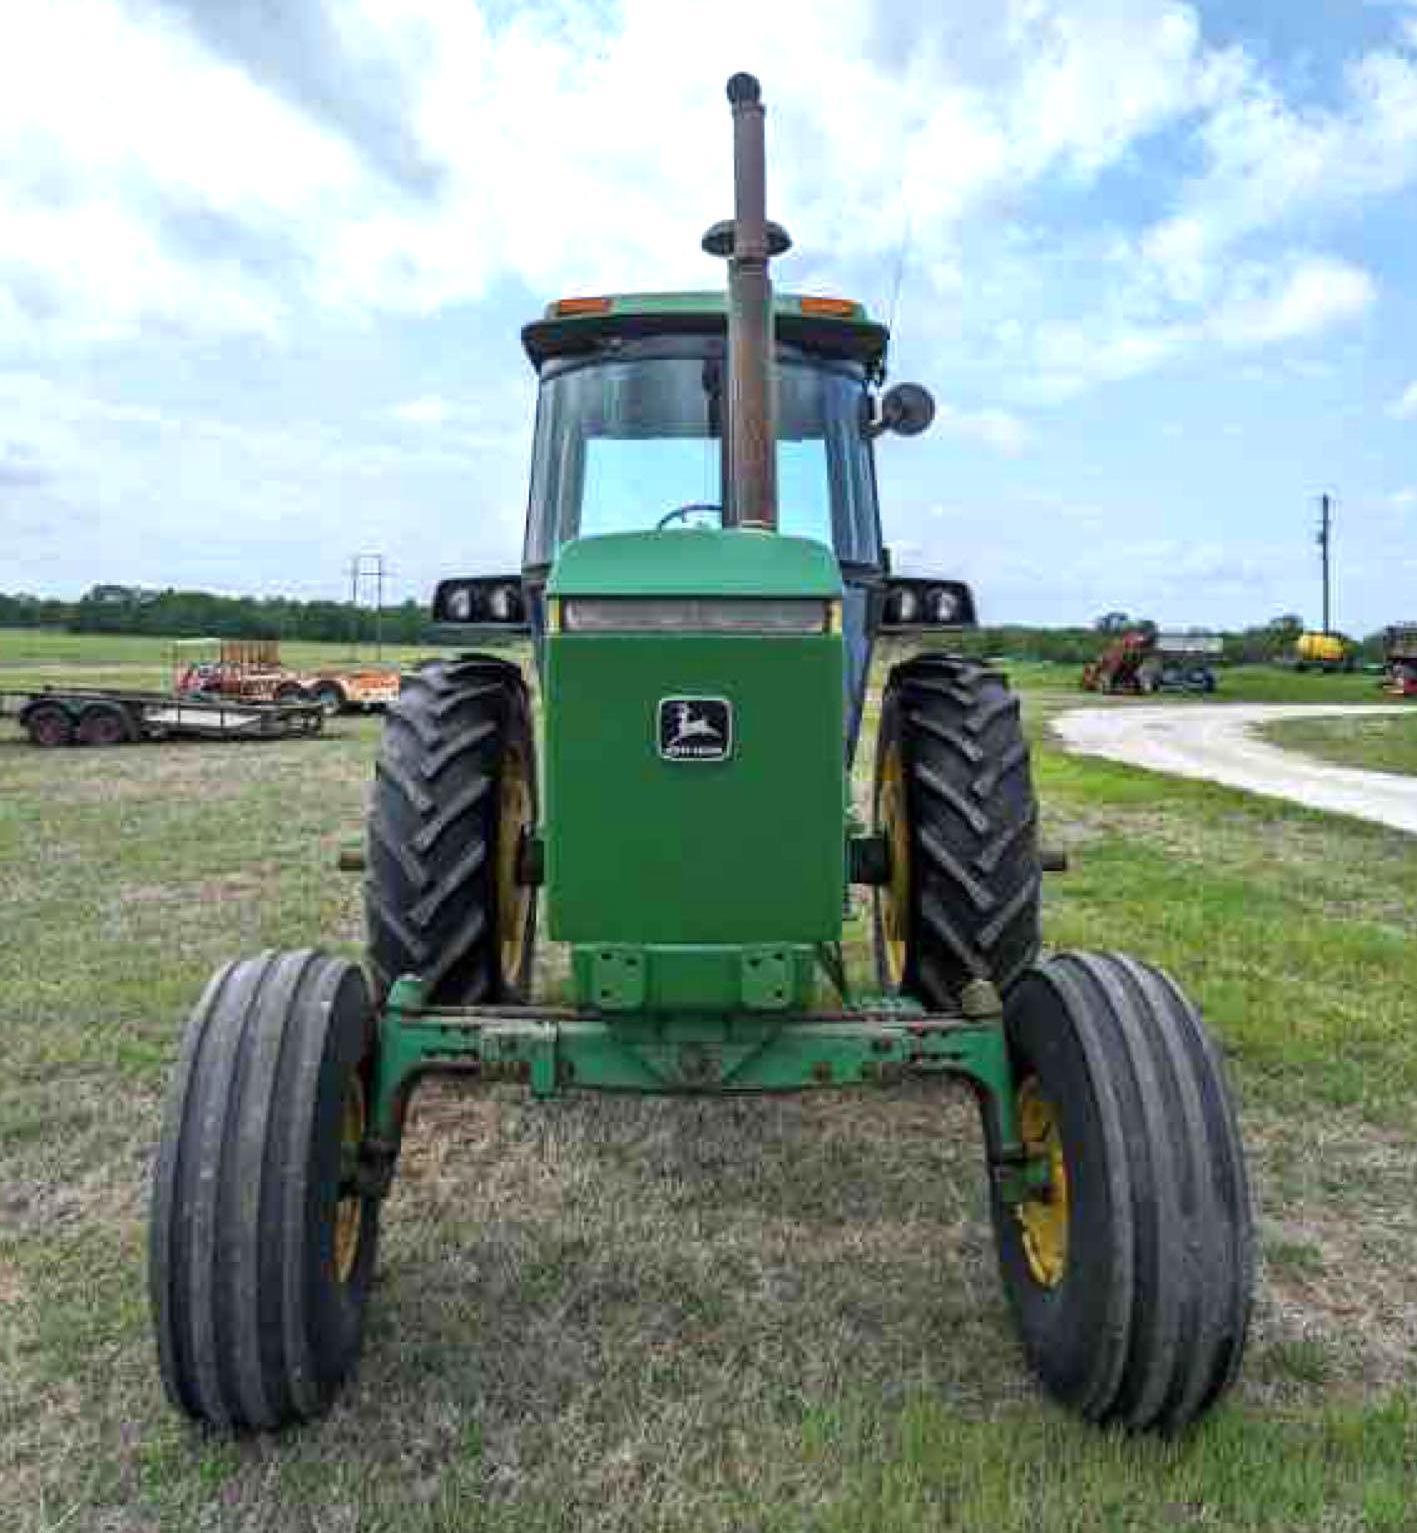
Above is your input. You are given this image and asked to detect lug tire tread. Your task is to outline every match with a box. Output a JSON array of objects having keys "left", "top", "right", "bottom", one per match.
[
  {"left": 875, "top": 653, "right": 1042, "bottom": 1006},
  {"left": 365, "top": 655, "right": 535, "bottom": 1004}
]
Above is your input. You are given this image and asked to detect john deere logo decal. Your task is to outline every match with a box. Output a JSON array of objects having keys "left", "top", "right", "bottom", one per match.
[{"left": 658, "top": 697, "right": 732, "bottom": 761}]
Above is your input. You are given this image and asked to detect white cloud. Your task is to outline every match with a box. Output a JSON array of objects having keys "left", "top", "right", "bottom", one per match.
[
  {"left": 1388, "top": 487, "right": 1417, "bottom": 508},
  {"left": 0, "top": 0, "right": 1292, "bottom": 343},
  {"left": 0, "top": 0, "right": 1412, "bottom": 396},
  {"left": 1138, "top": 33, "right": 1417, "bottom": 306},
  {"left": 1206, "top": 256, "right": 1375, "bottom": 347},
  {"left": 1389, "top": 382, "right": 1417, "bottom": 419},
  {"left": 935, "top": 402, "right": 1031, "bottom": 455},
  {"left": 390, "top": 395, "right": 452, "bottom": 427}
]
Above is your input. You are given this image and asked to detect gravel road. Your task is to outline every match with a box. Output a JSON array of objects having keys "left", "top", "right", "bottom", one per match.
[{"left": 1052, "top": 704, "right": 1417, "bottom": 835}]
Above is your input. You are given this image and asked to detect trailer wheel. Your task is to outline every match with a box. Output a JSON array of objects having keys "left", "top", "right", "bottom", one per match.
[
  {"left": 149, "top": 949, "right": 380, "bottom": 1430},
  {"left": 24, "top": 703, "right": 74, "bottom": 748},
  {"left": 76, "top": 702, "right": 135, "bottom": 746},
  {"left": 313, "top": 681, "right": 346, "bottom": 716},
  {"left": 365, "top": 656, "right": 537, "bottom": 1005},
  {"left": 274, "top": 682, "right": 309, "bottom": 704},
  {"left": 873, "top": 654, "right": 1041, "bottom": 1008},
  {"left": 991, "top": 952, "right": 1254, "bottom": 1432}
]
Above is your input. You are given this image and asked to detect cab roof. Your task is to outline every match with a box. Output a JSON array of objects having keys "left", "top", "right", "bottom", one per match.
[{"left": 522, "top": 291, "right": 889, "bottom": 376}]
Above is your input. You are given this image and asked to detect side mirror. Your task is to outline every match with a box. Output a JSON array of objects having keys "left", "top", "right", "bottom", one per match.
[
  {"left": 878, "top": 577, "right": 976, "bottom": 630},
  {"left": 876, "top": 382, "right": 935, "bottom": 438},
  {"left": 432, "top": 576, "right": 529, "bottom": 630}
]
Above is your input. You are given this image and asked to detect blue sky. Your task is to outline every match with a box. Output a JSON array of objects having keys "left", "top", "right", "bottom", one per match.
[{"left": 1, "top": 0, "right": 1414, "bottom": 632}]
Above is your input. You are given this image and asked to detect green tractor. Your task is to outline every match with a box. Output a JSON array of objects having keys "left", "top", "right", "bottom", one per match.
[{"left": 149, "top": 74, "right": 1252, "bottom": 1435}]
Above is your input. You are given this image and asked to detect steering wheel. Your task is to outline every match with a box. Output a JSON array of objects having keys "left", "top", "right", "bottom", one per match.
[{"left": 655, "top": 502, "right": 723, "bottom": 530}]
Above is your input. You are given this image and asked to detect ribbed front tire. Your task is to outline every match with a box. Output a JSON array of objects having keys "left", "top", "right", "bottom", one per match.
[
  {"left": 149, "top": 950, "right": 380, "bottom": 1429},
  {"left": 993, "top": 952, "right": 1254, "bottom": 1432}
]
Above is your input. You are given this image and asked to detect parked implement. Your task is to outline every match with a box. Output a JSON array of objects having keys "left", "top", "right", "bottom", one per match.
[
  {"left": 1292, "top": 630, "right": 1354, "bottom": 673},
  {"left": 1383, "top": 625, "right": 1417, "bottom": 697},
  {"left": 151, "top": 75, "right": 1253, "bottom": 1435},
  {"left": 174, "top": 637, "right": 402, "bottom": 714},
  {"left": 1082, "top": 627, "right": 1222, "bottom": 694}
]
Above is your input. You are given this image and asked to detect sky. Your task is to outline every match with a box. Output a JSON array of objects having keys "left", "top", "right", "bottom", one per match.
[{"left": 1, "top": 0, "right": 1415, "bottom": 633}]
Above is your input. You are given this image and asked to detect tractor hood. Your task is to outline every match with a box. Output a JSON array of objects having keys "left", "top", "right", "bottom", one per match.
[{"left": 546, "top": 528, "right": 843, "bottom": 600}]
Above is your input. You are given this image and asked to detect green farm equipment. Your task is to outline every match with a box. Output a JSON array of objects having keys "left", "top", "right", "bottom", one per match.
[{"left": 149, "top": 75, "right": 1253, "bottom": 1435}]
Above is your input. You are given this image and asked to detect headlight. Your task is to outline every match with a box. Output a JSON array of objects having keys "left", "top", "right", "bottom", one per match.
[{"left": 432, "top": 577, "right": 528, "bottom": 626}]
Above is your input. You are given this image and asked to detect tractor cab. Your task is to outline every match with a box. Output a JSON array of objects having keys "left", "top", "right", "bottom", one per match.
[
  {"left": 520, "top": 294, "right": 890, "bottom": 569},
  {"left": 439, "top": 292, "right": 946, "bottom": 754}
]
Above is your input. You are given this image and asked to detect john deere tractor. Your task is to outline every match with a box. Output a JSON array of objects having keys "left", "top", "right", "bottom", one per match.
[{"left": 150, "top": 74, "right": 1252, "bottom": 1434}]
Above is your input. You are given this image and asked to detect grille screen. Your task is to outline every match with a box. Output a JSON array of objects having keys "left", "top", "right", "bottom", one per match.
[{"left": 561, "top": 598, "right": 832, "bottom": 634}]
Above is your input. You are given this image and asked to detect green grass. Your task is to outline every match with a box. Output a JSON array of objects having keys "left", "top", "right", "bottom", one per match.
[
  {"left": 1, "top": 635, "right": 1413, "bottom": 1531},
  {"left": 1260, "top": 711, "right": 1417, "bottom": 777}
]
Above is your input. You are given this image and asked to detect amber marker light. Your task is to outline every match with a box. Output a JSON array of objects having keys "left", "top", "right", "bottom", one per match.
[
  {"left": 554, "top": 296, "right": 613, "bottom": 315},
  {"left": 798, "top": 296, "right": 860, "bottom": 317}
]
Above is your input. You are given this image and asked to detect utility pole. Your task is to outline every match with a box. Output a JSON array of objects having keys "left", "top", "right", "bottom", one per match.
[
  {"left": 1317, "top": 494, "right": 1333, "bottom": 635},
  {"left": 346, "top": 553, "right": 387, "bottom": 658},
  {"left": 347, "top": 556, "right": 361, "bottom": 658}
]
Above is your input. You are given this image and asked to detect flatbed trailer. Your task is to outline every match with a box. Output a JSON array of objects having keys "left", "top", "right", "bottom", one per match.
[{"left": 1, "top": 684, "right": 325, "bottom": 747}]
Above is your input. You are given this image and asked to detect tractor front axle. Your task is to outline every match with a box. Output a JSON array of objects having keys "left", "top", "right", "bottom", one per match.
[{"left": 367, "top": 975, "right": 1037, "bottom": 1201}]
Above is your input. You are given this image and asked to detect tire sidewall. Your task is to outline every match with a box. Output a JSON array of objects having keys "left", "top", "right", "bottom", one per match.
[
  {"left": 300, "top": 966, "right": 380, "bottom": 1387},
  {"left": 992, "top": 969, "right": 1124, "bottom": 1407}
]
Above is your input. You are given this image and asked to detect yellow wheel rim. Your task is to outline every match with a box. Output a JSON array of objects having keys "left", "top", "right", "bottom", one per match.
[
  {"left": 334, "top": 1075, "right": 366, "bottom": 1285},
  {"left": 877, "top": 741, "right": 910, "bottom": 989},
  {"left": 497, "top": 746, "right": 534, "bottom": 986},
  {"left": 1015, "top": 1076, "right": 1069, "bottom": 1288}
]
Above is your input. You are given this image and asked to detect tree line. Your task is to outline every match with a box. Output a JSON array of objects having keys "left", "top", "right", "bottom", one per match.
[
  {"left": 0, "top": 586, "right": 1392, "bottom": 664},
  {"left": 0, "top": 586, "right": 434, "bottom": 645}
]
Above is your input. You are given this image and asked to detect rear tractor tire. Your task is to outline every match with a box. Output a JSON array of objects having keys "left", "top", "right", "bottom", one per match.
[
  {"left": 365, "top": 656, "right": 538, "bottom": 1005},
  {"left": 872, "top": 655, "right": 1041, "bottom": 1009},
  {"left": 992, "top": 952, "right": 1254, "bottom": 1432},
  {"left": 149, "top": 950, "right": 382, "bottom": 1429}
]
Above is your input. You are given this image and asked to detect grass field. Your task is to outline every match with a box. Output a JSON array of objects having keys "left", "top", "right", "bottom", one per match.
[
  {"left": 1261, "top": 711, "right": 1417, "bottom": 778},
  {"left": 1, "top": 636, "right": 1414, "bottom": 1531}
]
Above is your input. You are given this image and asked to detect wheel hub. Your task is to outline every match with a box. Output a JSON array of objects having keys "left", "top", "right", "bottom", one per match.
[
  {"left": 877, "top": 742, "right": 910, "bottom": 988},
  {"left": 1015, "top": 1075, "right": 1068, "bottom": 1288},
  {"left": 334, "top": 1075, "right": 366, "bottom": 1285},
  {"left": 497, "top": 746, "right": 534, "bottom": 985}
]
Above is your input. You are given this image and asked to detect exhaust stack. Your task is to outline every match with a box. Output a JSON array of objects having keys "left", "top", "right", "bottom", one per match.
[{"left": 713, "top": 72, "right": 783, "bottom": 533}]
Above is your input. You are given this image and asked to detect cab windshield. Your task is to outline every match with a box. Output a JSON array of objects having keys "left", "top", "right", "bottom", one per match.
[{"left": 524, "top": 340, "right": 880, "bottom": 567}]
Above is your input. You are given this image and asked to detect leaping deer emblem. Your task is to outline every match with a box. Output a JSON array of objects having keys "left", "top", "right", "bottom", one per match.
[{"left": 668, "top": 702, "right": 721, "bottom": 745}]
